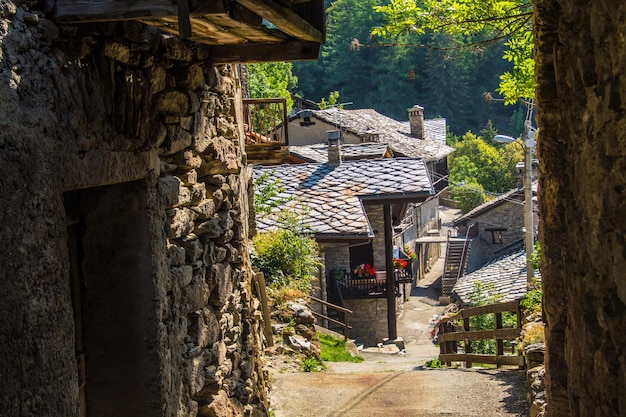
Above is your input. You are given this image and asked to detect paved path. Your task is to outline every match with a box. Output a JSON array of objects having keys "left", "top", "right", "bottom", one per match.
[{"left": 269, "top": 213, "right": 529, "bottom": 416}]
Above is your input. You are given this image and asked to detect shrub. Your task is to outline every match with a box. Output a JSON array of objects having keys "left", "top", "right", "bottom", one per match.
[
  {"left": 520, "top": 278, "right": 543, "bottom": 314},
  {"left": 449, "top": 182, "right": 486, "bottom": 213},
  {"left": 251, "top": 213, "right": 320, "bottom": 294},
  {"left": 425, "top": 358, "right": 442, "bottom": 368},
  {"left": 300, "top": 358, "right": 325, "bottom": 372}
]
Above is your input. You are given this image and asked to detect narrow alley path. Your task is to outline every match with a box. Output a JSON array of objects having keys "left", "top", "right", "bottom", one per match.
[{"left": 269, "top": 209, "right": 529, "bottom": 416}]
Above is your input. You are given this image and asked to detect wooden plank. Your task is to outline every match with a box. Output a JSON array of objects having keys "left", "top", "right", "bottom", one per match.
[
  {"left": 55, "top": 0, "right": 229, "bottom": 22},
  {"left": 206, "top": 14, "right": 285, "bottom": 43},
  {"left": 177, "top": 0, "right": 192, "bottom": 39},
  {"left": 439, "top": 300, "right": 520, "bottom": 322},
  {"left": 439, "top": 353, "right": 525, "bottom": 367},
  {"left": 252, "top": 271, "right": 274, "bottom": 347},
  {"left": 438, "top": 327, "right": 521, "bottom": 342},
  {"left": 210, "top": 40, "right": 321, "bottom": 63},
  {"left": 55, "top": 0, "right": 178, "bottom": 21},
  {"left": 235, "top": 0, "right": 323, "bottom": 43}
]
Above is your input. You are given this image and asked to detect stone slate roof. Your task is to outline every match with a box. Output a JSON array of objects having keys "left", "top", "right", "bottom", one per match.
[
  {"left": 452, "top": 250, "right": 541, "bottom": 305},
  {"left": 452, "top": 181, "right": 539, "bottom": 226},
  {"left": 254, "top": 158, "right": 433, "bottom": 237},
  {"left": 453, "top": 187, "right": 524, "bottom": 226},
  {"left": 308, "top": 108, "right": 453, "bottom": 162},
  {"left": 287, "top": 142, "right": 389, "bottom": 163}
]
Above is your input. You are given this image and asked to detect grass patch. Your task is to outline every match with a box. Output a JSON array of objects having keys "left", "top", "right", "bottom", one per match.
[
  {"left": 424, "top": 358, "right": 442, "bottom": 368},
  {"left": 300, "top": 358, "right": 325, "bottom": 372},
  {"left": 318, "top": 332, "right": 364, "bottom": 363}
]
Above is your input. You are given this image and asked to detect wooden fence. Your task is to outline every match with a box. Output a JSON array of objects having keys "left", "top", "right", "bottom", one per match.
[{"left": 438, "top": 300, "right": 524, "bottom": 368}]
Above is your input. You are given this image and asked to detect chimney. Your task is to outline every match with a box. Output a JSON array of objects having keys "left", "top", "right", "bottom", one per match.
[
  {"left": 326, "top": 130, "right": 342, "bottom": 164},
  {"left": 408, "top": 104, "right": 425, "bottom": 139}
]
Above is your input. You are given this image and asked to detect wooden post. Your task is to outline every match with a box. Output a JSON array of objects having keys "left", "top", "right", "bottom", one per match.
[
  {"left": 495, "top": 311, "right": 504, "bottom": 368},
  {"left": 177, "top": 0, "right": 192, "bottom": 39},
  {"left": 384, "top": 203, "right": 397, "bottom": 340},
  {"left": 253, "top": 271, "right": 274, "bottom": 347},
  {"left": 463, "top": 317, "right": 472, "bottom": 368}
]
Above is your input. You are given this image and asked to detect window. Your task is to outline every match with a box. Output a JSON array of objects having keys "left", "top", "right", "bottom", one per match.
[{"left": 485, "top": 227, "right": 507, "bottom": 244}]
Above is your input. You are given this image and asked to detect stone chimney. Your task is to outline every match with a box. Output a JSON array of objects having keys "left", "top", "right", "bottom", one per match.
[
  {"left": 326, "top": 130, "right": 342, "bottom": 164},
  {"left": 408, "top": 104, "right": 425, "bottom": 139}
]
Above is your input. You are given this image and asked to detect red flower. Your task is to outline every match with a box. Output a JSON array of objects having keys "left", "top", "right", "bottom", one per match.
[
  {"left": 393, "top": 258, "right": 408, "bottom": 269},
  {"left": 353, "top": 263, "right": 376, "bottom": 277}
]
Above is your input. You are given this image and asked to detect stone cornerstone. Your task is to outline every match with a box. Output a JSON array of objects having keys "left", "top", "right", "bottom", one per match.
[{"left": 0, "top": 3, "right": 269, "bottom": 416}]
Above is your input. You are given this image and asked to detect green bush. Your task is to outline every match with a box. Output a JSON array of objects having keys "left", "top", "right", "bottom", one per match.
[
  {"left": 300, "top": 358, "right": 325, "bottom": 372},
  {"left": 449, "top": 182, "right": 486, "bottom": 213},
  {"left": 425, "top": 358, "right": 442, "bottom": 368},
  {"left": 520, "top": 278, "right": 543, "bottom": 314},
  {"left": 252, "top": 213, "right": 320, "bottom": 293}
]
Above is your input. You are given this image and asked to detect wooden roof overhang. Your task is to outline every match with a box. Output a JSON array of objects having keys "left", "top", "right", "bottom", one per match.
[
  {"left": 361, "top": 191, "right": 434, "bottom": 224},
  {"left": 54, "top": 0, "right": 325, "bottom": 62}
]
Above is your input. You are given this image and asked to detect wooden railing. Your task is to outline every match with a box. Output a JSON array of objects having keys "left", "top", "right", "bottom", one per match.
[
  {"left": 309, "top": 295, "right": 353, "bottom": 340},
  {"left": 438, "top": 300, "right": 524, "bottom": 368},
  {"left": 334, "top": 263, "right": 412, "bottom": 299},
  {"left": 242, "top": 98, "right": 288, "bottom": 145}
]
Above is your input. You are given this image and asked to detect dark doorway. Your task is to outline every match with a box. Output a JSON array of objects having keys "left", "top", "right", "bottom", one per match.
[
  {"left": 64, "top": 181, "right": 160, "bottom": 416},
  {"left": 349, "top": 242, "right": 374, "bottom": 271}
]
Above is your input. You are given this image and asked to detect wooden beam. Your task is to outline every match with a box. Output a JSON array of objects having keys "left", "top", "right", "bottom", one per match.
[
  {"left": 235, "top": 0, "right": 323, "bottom": 43},
  {"left": 210, "top": 40, "right": 321, "bottom": 63},
  {"left": 384, "top": 203, "right": 397, "bottom": 341},
  {"left": 177, "top": 0, "right": 192, "bottom": 39},
  {"left": 439, "top": 353, "right": 524, "bottom": 367},
  {"left": 54, "top": 0, "right": 229, "bottom": 22}
]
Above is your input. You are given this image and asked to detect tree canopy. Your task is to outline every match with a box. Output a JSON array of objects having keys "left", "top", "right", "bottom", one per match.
[
  {"left": 247, "top": 62, "right": 298, "bottom": 110},
  {"left": 292, "top": 0, "right": 524, "bottom": 136},
  {"left": 371, "top": 0, "right": 535, "bottom": 104}
]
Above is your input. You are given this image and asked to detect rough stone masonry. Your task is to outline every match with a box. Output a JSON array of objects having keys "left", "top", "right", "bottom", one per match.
[{"left": 0, "top": 1, "right": 269, "bottom": 416}]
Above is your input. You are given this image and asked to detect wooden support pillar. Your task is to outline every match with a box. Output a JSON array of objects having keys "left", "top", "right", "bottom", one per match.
[{"left": 384, "top": 203, "right": 397, "bottom": 340}]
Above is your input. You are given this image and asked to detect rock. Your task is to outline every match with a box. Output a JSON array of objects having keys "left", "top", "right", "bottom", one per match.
[{"left": 287, "top": 335, "right": 311, "bottom": 351}]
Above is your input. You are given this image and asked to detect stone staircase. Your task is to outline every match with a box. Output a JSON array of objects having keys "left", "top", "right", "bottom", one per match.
[{"left": 442, "top": 238, "right": 471, "bottom": 295}]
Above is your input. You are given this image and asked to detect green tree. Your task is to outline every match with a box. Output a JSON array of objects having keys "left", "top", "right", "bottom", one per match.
[
  {"left": 448, "top": 182, "right": 485, "bottom": 213},
  {"left": 247, "top": 62, "right": 298, "bottom": 110},
  {"left": 371, "top": 0, "right": 535, "bottom": 104},
  {"left": 449, "top": 131, "right": 518, "bottom": 193}
]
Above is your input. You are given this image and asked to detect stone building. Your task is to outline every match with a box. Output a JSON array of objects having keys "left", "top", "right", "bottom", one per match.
[
  {"left": 0, "top": 1, "right": 323, "bottom": 416},
  {"left": 452, "top": 185, "right": 539, "bottom": 272},
  {"left": 253, "top": 157, "right": 434, "bottom": 345}
]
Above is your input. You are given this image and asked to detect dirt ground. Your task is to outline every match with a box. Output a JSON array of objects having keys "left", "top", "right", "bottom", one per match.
[{"left": 268, "top": 210, "right": 529, "bottom": 416}]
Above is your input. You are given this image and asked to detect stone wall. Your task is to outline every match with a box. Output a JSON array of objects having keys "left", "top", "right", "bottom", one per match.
[
  {"left": 534, "top": 0, "right": 626, "bottom": 416},
  {"left": 465, "top": 198, "right": 525, "bottom": 269},
  {"left": 364, "top": 204, "right": 387, "bottom": 270},
  {"left": 0, "top": 3, "right": 268, "bottom": 416},
  {"left": 343, "top": 298, "right": 389, "bottom": 346}
]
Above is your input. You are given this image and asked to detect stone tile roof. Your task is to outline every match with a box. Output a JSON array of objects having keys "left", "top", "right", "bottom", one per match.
[
  {"left": 254, "top": 158, "right": 434, "bottom": 237},
  {"left": 287, "top": 142, "right": 389, "bottom": 163},
  {"left": 308, "top": 108, "right": 454, "bottom": 162},
  {"left": 452, "top": 181, "right": 539, "bottom": 226},
  {"left": 452, "top": 250, "right": 541, "bottom": 305},
  {"left": 453, "top": 187, "right": 524, "bottom": 226}
]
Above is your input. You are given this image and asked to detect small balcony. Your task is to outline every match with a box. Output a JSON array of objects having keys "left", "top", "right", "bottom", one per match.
[
  {"left": 330, "top": 260, "right": 413, "bottom": 299},
  {"left": 243, "top": 98, "right": 289, "bottom": 164}
]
